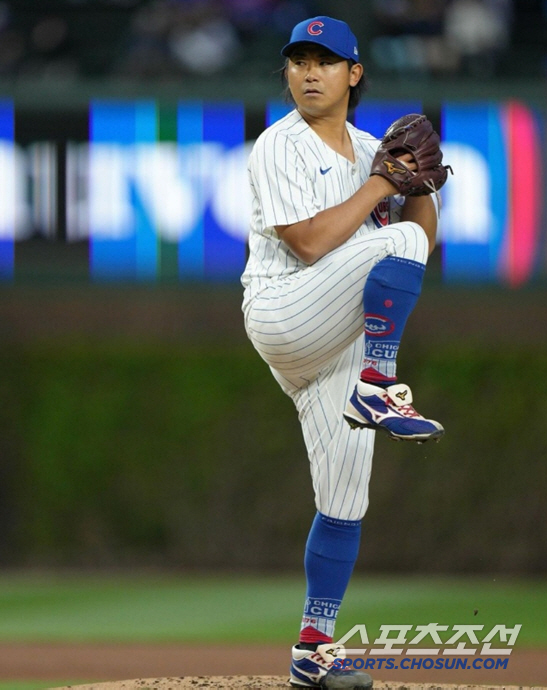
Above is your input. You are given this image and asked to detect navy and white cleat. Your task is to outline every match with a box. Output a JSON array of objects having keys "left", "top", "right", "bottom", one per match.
[
  {"left": 290, "top": 643, "right": 373, "bottom": 689},
  {"left": 343, "top": 381, "right": 444, "bottom": 443}
]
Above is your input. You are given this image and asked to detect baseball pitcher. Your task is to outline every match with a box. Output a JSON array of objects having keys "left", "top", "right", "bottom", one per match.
[{"left": 241, "top": 15, "right": 451, "bottom": 690}]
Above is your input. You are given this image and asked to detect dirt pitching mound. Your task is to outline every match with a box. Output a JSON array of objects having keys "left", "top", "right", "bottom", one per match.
[{"left": 48, "top": 679, "right": 546, "bottom": 690}]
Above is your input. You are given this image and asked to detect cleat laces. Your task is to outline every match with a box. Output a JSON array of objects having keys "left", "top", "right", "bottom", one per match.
[
  {"left": 380, "top": 391, "right": 421, "bottom": 419},
  {"left": 397, "top": 403, "right": 421, "bottom": 418}
]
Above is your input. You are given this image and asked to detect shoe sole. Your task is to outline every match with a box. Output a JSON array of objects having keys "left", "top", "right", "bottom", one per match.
[
  {"left": 343, "top": 410, "right": 444, "bottom": 444},
  {"left": 290, "top": 675, "right": 373, "bottom": 689},
  {"left": 289, "top": 682, "right": 372, "bottom": 690}
]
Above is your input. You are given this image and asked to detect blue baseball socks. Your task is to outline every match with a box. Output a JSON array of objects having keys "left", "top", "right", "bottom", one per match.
[
  {"left": 299, "top": 512, "right": 361, "bottom": 646},
  {"left": 361, "top": 256, "right": 425, "bottom": 385}
]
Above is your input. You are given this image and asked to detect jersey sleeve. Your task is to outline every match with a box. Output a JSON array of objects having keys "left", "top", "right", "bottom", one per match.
[{"left": 250, "top": 130, "right": 319, "bottom": 228}]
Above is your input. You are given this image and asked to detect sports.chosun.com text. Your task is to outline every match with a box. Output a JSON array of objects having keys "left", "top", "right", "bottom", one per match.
[{"left": 333, "top": 657, "right": 509, "bottom": 671}]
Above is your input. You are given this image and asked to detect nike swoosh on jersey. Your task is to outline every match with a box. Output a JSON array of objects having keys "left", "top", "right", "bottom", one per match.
[{"left": 320, "top": 167, "right": 332, "bottom": 175}]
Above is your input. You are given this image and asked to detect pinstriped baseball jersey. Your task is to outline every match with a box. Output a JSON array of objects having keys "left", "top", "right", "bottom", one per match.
[
  {"left": 241, "top": 108, "right": 430, "bottom": 520},
  {"left": 241, "top": 109, "right": 403, "bottom": 311}
]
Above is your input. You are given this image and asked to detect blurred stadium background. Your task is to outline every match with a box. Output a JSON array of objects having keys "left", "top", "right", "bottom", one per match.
[{"left": 0, "top": 0, "right": 546, "bottom": 612}]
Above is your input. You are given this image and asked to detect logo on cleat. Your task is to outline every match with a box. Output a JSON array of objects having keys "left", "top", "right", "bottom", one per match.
[{"left": 395, "top": 390, "right": 408, "bottom": 401}]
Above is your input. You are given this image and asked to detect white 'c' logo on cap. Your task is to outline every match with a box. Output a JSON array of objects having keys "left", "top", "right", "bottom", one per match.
[{"left": 307, "top": 21, "right": 324, "bottom": 35}]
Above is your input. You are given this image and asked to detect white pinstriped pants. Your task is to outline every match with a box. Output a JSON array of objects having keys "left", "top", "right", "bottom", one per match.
[{"left": 244, "top": 222, "right": 429, "bottom": 521}]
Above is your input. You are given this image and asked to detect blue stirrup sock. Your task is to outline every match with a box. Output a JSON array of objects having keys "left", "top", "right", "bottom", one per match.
[
  {"left": 361, "top": 256, "right": 425, "bottom": 384},
  {"left": 299, "top": 512, "right": 361, "bottom": 645}
]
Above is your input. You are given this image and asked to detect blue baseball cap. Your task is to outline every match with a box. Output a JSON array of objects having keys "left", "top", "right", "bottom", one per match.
[{"left": 281, "top": 16, "right": 359, "bottom": 62}]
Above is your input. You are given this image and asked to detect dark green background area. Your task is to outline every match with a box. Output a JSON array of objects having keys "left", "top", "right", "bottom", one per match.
[{"left": 0, "top": 284, "right": 546, "bottom": 574}]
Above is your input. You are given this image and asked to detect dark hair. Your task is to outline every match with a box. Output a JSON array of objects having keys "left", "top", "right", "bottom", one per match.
[{"left": 280, "top": 58, "right": 368, "bottom": 111}]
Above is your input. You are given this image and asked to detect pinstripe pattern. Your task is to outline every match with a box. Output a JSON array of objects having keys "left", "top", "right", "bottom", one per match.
[
  {"left": 293, "top": 338, "right": 374, "bottom": 520},
  {"left": 242, "top": 109, "right": 404, "bottom": 309},
  {"left": 245, "top": 225, "right": 427, "bottom": 385},
  {"left": 241, "top": 108, "right": 429, "bottom": 520}
]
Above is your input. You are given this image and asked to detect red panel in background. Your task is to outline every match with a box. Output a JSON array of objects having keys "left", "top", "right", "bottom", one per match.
[{"left": 502, "top": 101, "right": 542, "bottom": 287}]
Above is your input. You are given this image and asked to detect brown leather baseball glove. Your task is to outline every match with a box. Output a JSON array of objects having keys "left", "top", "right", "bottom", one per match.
[{"left": 370, "top": 114, "right": 453, "bottom": 196}]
